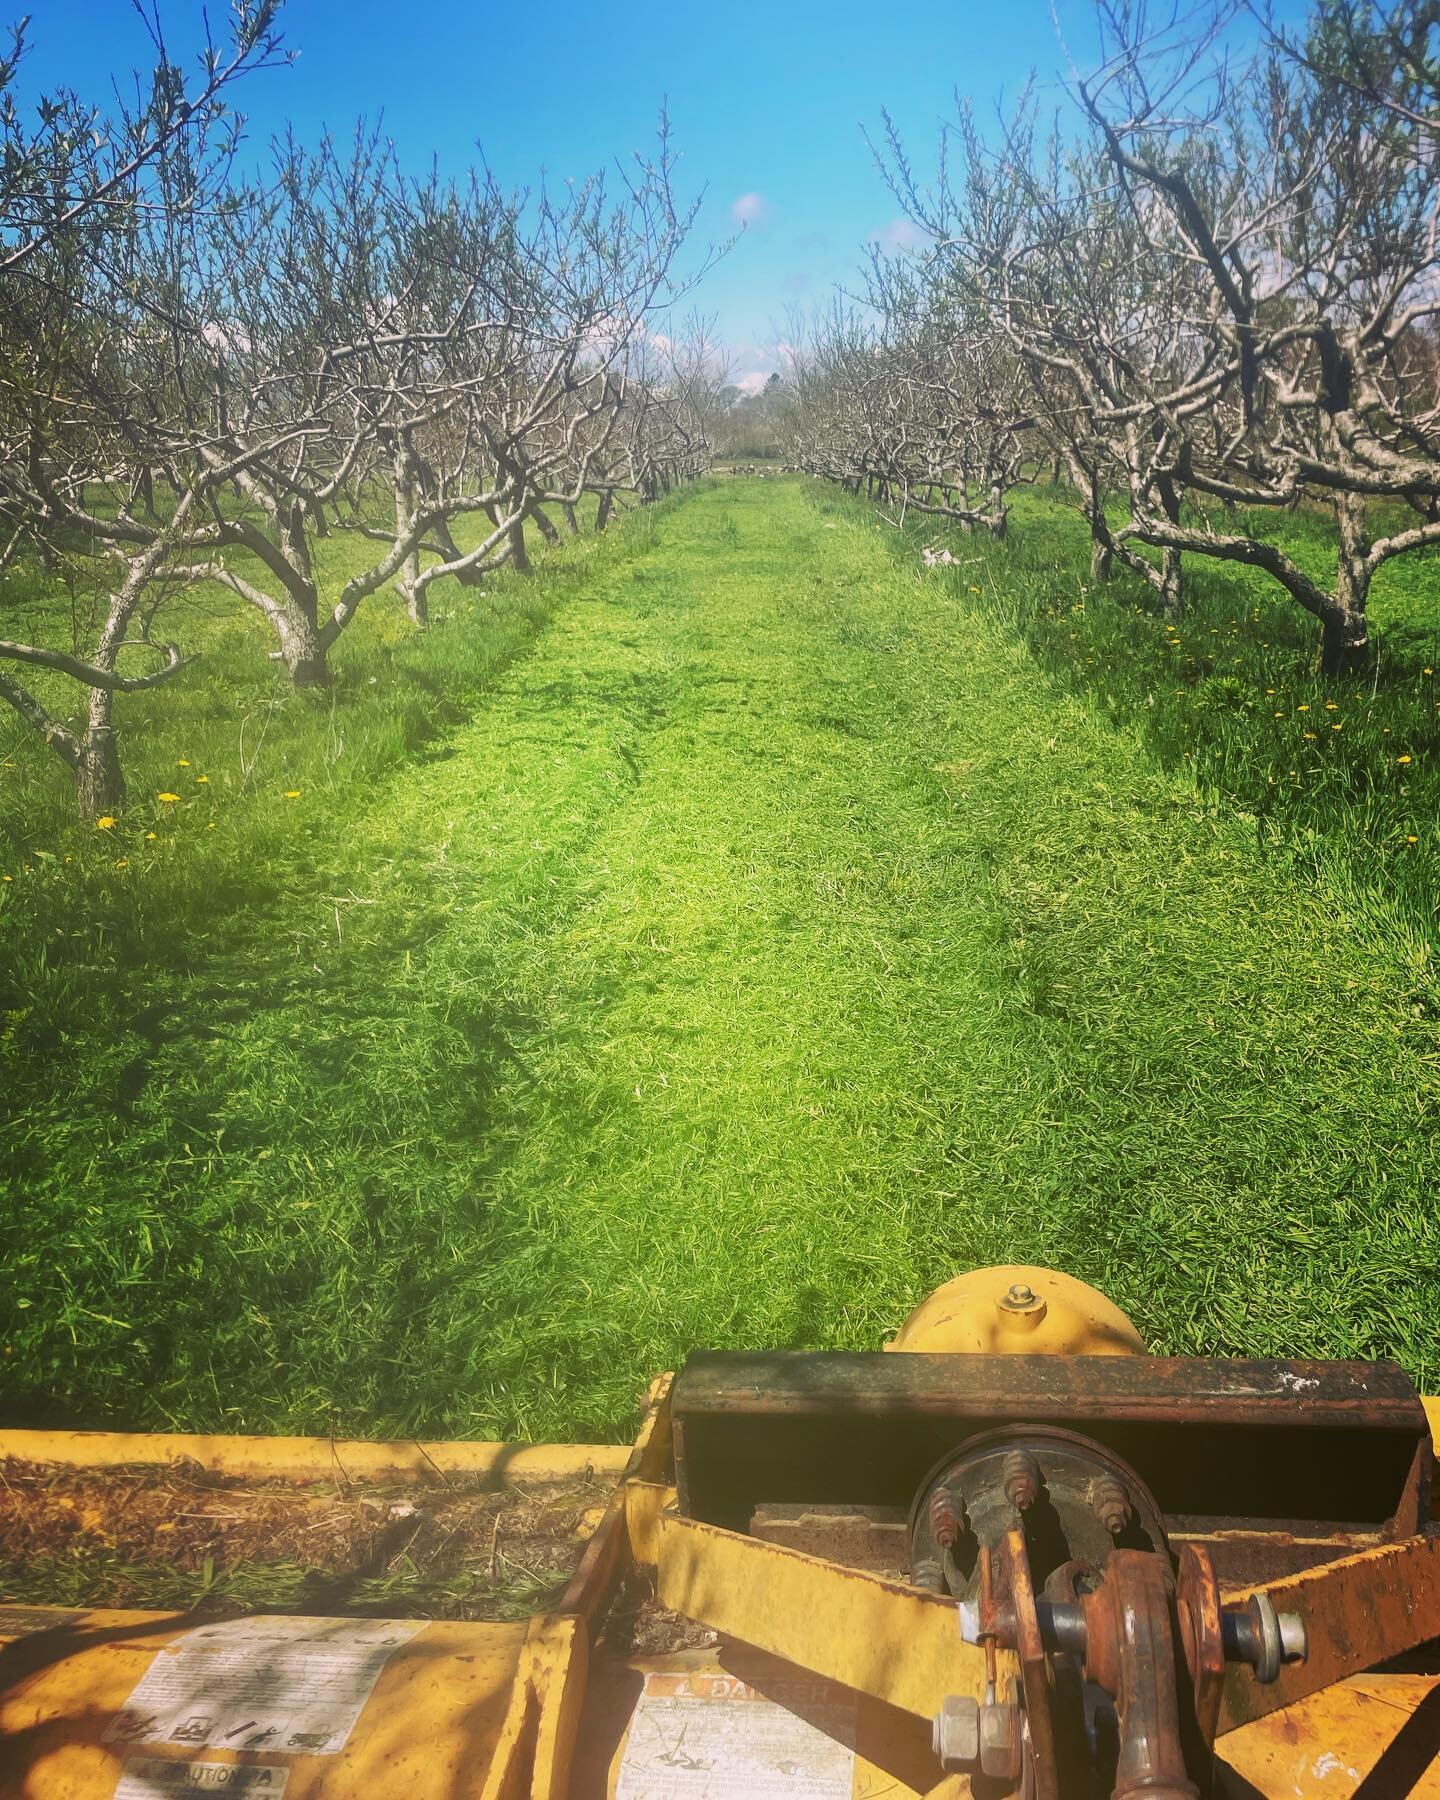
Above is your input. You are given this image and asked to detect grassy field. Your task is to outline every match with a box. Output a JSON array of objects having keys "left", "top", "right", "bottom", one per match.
[{"left": 3, "top": 475, "right": 1439, "bottom": 1447}]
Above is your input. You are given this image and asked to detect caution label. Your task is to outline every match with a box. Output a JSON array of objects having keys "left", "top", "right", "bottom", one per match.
[
  {"left": 616, "top": 1670, "right": 856, "bottom": 1798},
  {"left": 115, "top": 1761, "right": 289, "bottom": 1798},
  {"left": 106, "top": 1615, "right": 426, "bottom": 1756}
]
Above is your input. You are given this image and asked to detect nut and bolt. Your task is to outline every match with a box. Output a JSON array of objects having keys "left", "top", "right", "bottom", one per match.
[
  {"left": 1001, "top": 1281, "right": 1037, "bottom": 1309},
  {"left": 929, "top": 1484, "right": 963, "bottom": 1549},
  {"left": 1224, "top": 1593, "right": 1309, "bottom": 1683},
  {"left": 933, "top": 1695, "right": 980, "bottom": 1771},
  {"left": 1091, "top": 1474, "right": 1133, "bottom": 1536},
  {"left": 932, "top": 1695, "right": 1024, "bottom": 1781},
  {"left": 1001, "top": 1448, "right": 1041, "bottom": 1511}
]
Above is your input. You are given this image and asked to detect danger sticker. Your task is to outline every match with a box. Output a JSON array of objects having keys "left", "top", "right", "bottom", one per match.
[
  {"left": 115, "top": 1761, "right": 288, "bottom": 1798},
  {"left": 106, "top": 1615, "right": 426, "bottom": 1756},
  {"left": 615, "top": 1669, "right": 856, "bottom": 1798}
]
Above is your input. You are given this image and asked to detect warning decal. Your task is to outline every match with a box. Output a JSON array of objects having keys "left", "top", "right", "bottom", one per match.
[
  {"left": 615, "top": 1670, "right": 856, "bottom": 1798},
  {"left": 106, "top": 1615, "right": 426, "bottom": 1757},
  {"left": 115, "top": 1761, "right": 288, "bottom": 1799}
]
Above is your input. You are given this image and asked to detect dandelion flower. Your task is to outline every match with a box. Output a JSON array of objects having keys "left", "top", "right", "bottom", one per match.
[
  {"left": 284, "top": 790, "right": 301, "bottom": 799},
  {"left": 145, "top": 832, "right": 157, "bottom": 840},
  {"left": 1398, "top": 754, "right": 1413, "bottom": 764},
  {"left": 1266, "top": 688, "right": 1275, "bottom": 695},
  {"left": 158, "top": 792, "right": 180, "bottom": 803},
  {"left": 1325, "top": 701, "right": 1337, "bottom": 710},
  {"left": 1297, "top": 704, "right": 1310, "bottom": 712},
  {"left": 1, "top": 875, "right": 11, "bottom": 882},
  {"left": 969, "top": 585, "right": 981, "bottom": 594},
  {"left": 95, "top": 816, "right": 115, "bottom": 830},
  {"left": 195, "top": 774, "right": 209, "bottom": 784},
  {"left": 1426, "top": 669, "right": 1434, "bottom": 676},
  {"left": 1303, "top": 731, "right": 1317, "bottom": 739},
  {"left": 178, "top": 759, "right": 190, "bottom": 767},
  {"left": 1273, "top": 711, "right": 1285, "bottom": 718},
  {"left": 115, "top": 859, "right": 128, "bottom": 869},
  {"left": 1407, "top": 835, "right": 1419, "bottom": 845},
  {"left": 1332, "top": 724, "right": 1343, "bottom": 731}
]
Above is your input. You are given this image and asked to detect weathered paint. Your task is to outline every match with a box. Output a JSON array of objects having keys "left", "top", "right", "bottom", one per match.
[{"left": 0, "top": 1428, "right": 632, "bottom": 1486}]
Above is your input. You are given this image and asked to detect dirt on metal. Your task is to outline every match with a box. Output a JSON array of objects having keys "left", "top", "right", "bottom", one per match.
[{"left": 0, "top": 1455, "right": 614, "bottom": 1622}]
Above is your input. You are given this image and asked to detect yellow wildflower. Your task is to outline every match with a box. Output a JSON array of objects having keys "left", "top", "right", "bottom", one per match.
[
  {"left": 1332, "top": 723, "right": 1342, "bottom": 731},
  {"left": 1273, "top": 711, "right": 1284, "bottom": 718},
  {"left": 95, "top": 816, "right": 115, "bottom": 830},
  {"left": 158, "top": 792, "right": 180, "bottom": 803},
  {"left": 969, "top": 585, "right": 981, "bottom": 594},
  {"left": 146, "top": 832, "right": 157, "bottom": 840},
  {"left": 178, "top": 759, "right": 190, "bottom": 767},
  {"left": 1303, "top": 731, "right": 1317, "bottom": 740},
  {"left": 1297, "top": 704, "right": 1309, "bottom": 712},
  {"left": 284, "top": 789, "right": 301, "bottom": 799},
  {"left": 1426, "top": 668, "right": 1434, "bottom": 676},
  {"left": 1398, "top": 754, "right": 1413, "bottom": 765},
  {"left": 195, "top": 774, "right": 209, "bottom": 784},
  {"left": 115, "top": 859, "right": 128, "bottom": 869},
  {"left": 1406, "top": 835, "right": 1419, "bottom": 845}
]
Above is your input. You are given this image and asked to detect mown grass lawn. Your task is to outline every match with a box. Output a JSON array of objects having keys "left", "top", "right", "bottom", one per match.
[{"left": 3, "top": 476, "right": 1438, "bottom": 1443}]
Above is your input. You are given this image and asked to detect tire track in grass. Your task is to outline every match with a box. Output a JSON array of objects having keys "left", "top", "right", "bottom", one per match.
[
  {"left": 11, "top": 476, "right": 1438, "bottom": 1440},
  {"left": 390, "top": 479, "right": 1439, "bottom": 1438}
]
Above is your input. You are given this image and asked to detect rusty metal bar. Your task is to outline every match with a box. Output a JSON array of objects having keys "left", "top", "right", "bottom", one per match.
[{"left": 1219, "top": 1533, "right": 1440, "bottom": 1733}]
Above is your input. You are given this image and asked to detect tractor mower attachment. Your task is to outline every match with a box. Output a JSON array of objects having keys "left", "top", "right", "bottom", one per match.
[{"left": 1, "top": 1265, "right": 1437, "bottom": 1797}]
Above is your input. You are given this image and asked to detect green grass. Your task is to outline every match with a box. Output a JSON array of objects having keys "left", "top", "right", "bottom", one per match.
[
  {"left": 3, "top": 476, "right": 1438, "bottom": 1449},
  {"left": 961, "top": 488, "right": 1440, "bottom": 929}
]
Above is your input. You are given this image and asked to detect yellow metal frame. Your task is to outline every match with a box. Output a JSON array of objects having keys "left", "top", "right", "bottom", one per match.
[{"left": 2, "top": 1384, "right": 1439, "bottom": 1797}]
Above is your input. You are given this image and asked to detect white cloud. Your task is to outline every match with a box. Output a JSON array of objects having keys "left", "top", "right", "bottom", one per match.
[
  {"left": 734, "top": 370, "right": 772, "bottom": 396},
  {"left": 868, "top": 217, "right": 931, "bottom": 254},
  {"left": 730, "top": 192, "right": 769, "bottom": 227}
]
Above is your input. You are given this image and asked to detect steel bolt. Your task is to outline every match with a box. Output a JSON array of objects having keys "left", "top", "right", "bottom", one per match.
[
  {"left": 1001, "top": 1448, "right": 1041, "bottom": 1512},
  {"left": 932, "top": 1695, "right": 980, "bottom": 1772},
  {"left": 1005, "top": 1282, "right": 1036, "bottom": 1306},
  {"left": 1092, "top": 1474, "right": 1133, "bottom": 1536},
  {"left": 1235, "top": 1592, "right": 1309, "bottom": 1683},
  {"left": 929, "top": 1484, "right": 963, "bottom": 1549},
  {"left": 932, "top": 1697, "right": 1023, "bottom": 1782},
  {"left": 979, "top": 1701, "right": 1024, "bottom": 1781}
]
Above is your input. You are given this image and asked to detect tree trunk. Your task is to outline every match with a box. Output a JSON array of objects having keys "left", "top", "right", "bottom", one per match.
[
  {"left": 595, "top": 490, "right": 614, "bottom": 532},
  {"left": 562, "top": 501, "right": 579, "bottom": 535},
  {"left": 74, "top": 689, "right": 125, "bottom": 820},
  {"left": 1159, "top": 548, "right": 1183, "bottom": 620},
  {"left": 1090, "top": 532, "right": 1113, "bottom": 583},
  {"left": 1156, "top": 476, "right": 1185, "bottom": 619},
  {"left": 276, "top": 607, "right": 330, "bottom": 688},
  {"left": 529, "top": 505, "right": 560, "bottom": 545},
  {"left": 1323, "top": 494, "right": 1371, "bottom": 675}
]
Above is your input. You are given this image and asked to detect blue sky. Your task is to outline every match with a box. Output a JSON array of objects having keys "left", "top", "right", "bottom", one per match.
[{"left": 19, "top": 1, "right": 1294, "bottom": 391}]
